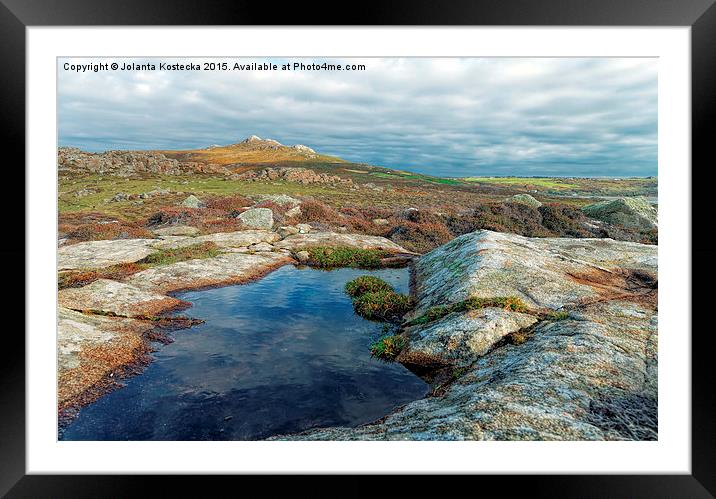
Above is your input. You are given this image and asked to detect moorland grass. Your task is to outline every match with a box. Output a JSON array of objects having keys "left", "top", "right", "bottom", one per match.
[
  {"left": 137, "top": 241, "right": 221, "bottom": 265},
  {"left": 298, "top": 246, "right": 389, "bottom": 269}
]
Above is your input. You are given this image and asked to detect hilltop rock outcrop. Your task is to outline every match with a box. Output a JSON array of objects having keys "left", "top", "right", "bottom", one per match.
[{"left": 276, "top": 230, "right": 658, "bottom": 441}]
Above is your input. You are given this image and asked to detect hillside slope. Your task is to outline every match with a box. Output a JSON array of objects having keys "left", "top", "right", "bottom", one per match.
[{"left": 160, "top": 135, "right": 344, "bottom": 168}]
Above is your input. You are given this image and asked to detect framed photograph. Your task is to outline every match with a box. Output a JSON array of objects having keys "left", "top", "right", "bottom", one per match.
[{"left": 6, "top": 0, "right": 714, "bottom": 495}]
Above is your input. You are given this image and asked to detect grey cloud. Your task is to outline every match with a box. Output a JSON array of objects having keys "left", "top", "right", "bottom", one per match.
[{"left": 58, "top": 57, "right": 657, "bottom": 177}]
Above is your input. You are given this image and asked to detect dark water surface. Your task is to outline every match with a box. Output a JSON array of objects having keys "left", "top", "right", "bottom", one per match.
[{"left": 61, "top": 266, "right": 428, "bottom": 440}]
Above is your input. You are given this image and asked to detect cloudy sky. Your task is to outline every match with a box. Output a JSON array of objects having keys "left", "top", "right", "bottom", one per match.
[{"left": 58, "top": 57, "right": 657, "bottom": 177}]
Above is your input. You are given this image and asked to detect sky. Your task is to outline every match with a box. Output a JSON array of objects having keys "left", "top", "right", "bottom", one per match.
[{"left": 58, "top": 57, "right": 657, "bottom": 178}]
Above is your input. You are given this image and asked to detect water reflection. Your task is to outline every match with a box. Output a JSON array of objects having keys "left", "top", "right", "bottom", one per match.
[{"left": 60, "top": 266, "right": 428, "bottom": 440}]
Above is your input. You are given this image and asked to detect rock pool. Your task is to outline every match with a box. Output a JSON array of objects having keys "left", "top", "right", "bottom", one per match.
[{"left": 60, "top": 265, "right": 428, "bottom": 440}]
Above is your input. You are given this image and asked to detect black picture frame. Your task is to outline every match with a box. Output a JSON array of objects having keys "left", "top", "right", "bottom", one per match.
[{"left": 3, "top": 0, "right": 714, "bottom": 496}]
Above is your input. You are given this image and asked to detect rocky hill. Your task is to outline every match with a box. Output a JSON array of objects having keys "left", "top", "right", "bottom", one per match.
[
  {"left": 57, "top": 147, "right": 229, "bottom": 177},
  {"left": 164, "top": 135, "right": 341, "bottom": 166},
  {"left": 58, "top": 136, "right": 341, "bottom": 178}
]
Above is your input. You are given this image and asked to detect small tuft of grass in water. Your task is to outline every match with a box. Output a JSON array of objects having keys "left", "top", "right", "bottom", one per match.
[
  {"left": 138, "top": 242, "right": 220, "bottom": 266},
  {"left": 406, "top": 296, "right": 530, "bottom": 326},
  {"left": 353, "top": 290, "right": 415, "bottom": 322},
  {"left": 345, "top": 275, "right": 415, "bottom": 322},
  {"left": 296, "top": 246, "right": 389, "bottom": 269},
  {"left": 345, "top": 275, "right": 394, "bottom": 297},
  {"left": 370, "top": 335, "right": 406, "bottom": 361}
]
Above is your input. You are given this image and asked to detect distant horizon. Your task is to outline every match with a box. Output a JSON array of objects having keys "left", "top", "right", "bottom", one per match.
[
  {"left": 58, "top": 57, "right": 657, "bottom": 178},
  {"left": 57, "top": 141, "right": 658, "bottom": 180}
]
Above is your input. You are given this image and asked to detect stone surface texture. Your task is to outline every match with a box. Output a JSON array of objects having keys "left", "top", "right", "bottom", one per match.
[{"left": 275, "top": 230, "right": 658, "bottom": 441}]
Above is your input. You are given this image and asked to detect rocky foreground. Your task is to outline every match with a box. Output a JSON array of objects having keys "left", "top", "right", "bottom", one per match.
[
  {"left": 58, "top": 226, "right": 657, "bottom": 441},
  {"left": 276, "top": 230, "right": 658, "bottom": 441}
]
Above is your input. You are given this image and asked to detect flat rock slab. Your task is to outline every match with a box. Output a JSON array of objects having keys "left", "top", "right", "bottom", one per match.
[
  {"left": 126, "top": 252, "right": 292, "bottom": 294},
  {"left": 400, "top": 308, "right": 538, "bottom": 367},
  {"left": 152, "top": 225, "right": 201, "bottom": 237},
  {"left": 58, "top": 239, "right": 158, "bottom": 270},
  {"left": 58, "top": 307, "right": 153, "bottom": 406},
  {"left": 412, "top": 230, "right": 657, "bottom": 313},
  {"left": 151, "top": 230, "right": 280, "bottom": 250},
  {"left": 58, "top": 279, "right": 186, "bottom": 317},
  {"left": 274, "top": 231, "right": 409, "bottom": 253}
]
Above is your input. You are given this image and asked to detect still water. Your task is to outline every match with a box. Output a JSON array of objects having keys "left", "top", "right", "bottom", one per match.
[{"left": 60, "top": 266, "right": 428, "bottom": 440}]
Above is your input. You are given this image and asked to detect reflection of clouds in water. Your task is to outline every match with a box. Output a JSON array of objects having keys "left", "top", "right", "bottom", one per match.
[
  {"left": 62, "top": 266, "right": 426, "bottom": 440},
  {"left": 169, "top": 267, "right": 414, "bottom": 393}
]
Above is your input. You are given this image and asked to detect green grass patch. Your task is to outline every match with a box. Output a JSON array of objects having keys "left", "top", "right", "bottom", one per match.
[
  {"left": 407, "top": 296, "right": 529, "bottom": 326},
  {"left": 344, "top": 275, "right": 415, "bottom": 322},
  {"left": 138, "top": 242, "right": 221, "bottom": 266},
  {"left": 353, "top": 290, "right": 415, "bottom": 321},
  {"left": 345, "top": 275, "right": 394, "bottom": 297},
  {"left": 545, "top": 310, "right": 570, "bottom": 321},
  {"left": 297, "top": 246, "right": 390, "bottom": 269},
  {"left": 461, "top": 177, "right": 579, "bottom": 189},
  {"left": 370, "top": 335, "right": 406, "bottom": 361}
]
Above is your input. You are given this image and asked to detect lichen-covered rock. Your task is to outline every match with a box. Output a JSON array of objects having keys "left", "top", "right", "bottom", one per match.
[
  {"left": 58, "top": 307, "right": 153, "bottom": 407},
  {"left": 238, "top": 207, "right": 274, "bottom": 229},
  {"left": 507, "top": 193, "right": 542, "bottom": 208},
  {"left": 400, "top": 308, "right": 538, "bottom": 367},
  {"left": 277, "top": 226, "right": 300, "bottom": 238},
  {"left": 285, "top": 206, "right": 302, "bottom": 218},
  {"left": 181, "top": 195, "right": 204, "bottom": 208},
  {"left": 151, "top": 230, "right": 279, "bottom": 250},
  {"left": 411, "top": 230, "right": 656, "bottom": 313},
  {"left": 274, "top": 231, "right": 410, "bottom": 253},
  {"left": 255, "top": 194, "right": 301, "bottom": 206},
  {"left": 58, "top": 239, "right": 157, "bottom": 270},
  {"left": 249, "top": 242, "right": 275, "bottom": 252},
  {"left": 238, "top": 167, "right": 352, "bottom": 185},
  {"left": 152, "top": 225, "right": 200, "bottom": 237},
  {"left": 280, "top": 299, "right": 656, "bottom": 441},
  {"left": 58, "top": 279, "right": 185, "bottom": 317},
  {"left": 274, "top": 230, "right": 657, "bottom": 441},
  {"left": 126, "top": 251, "right": 291, "bottom": 294},
  {"left": 581, "top": 197, "right": 657, "bottom": 230}
]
